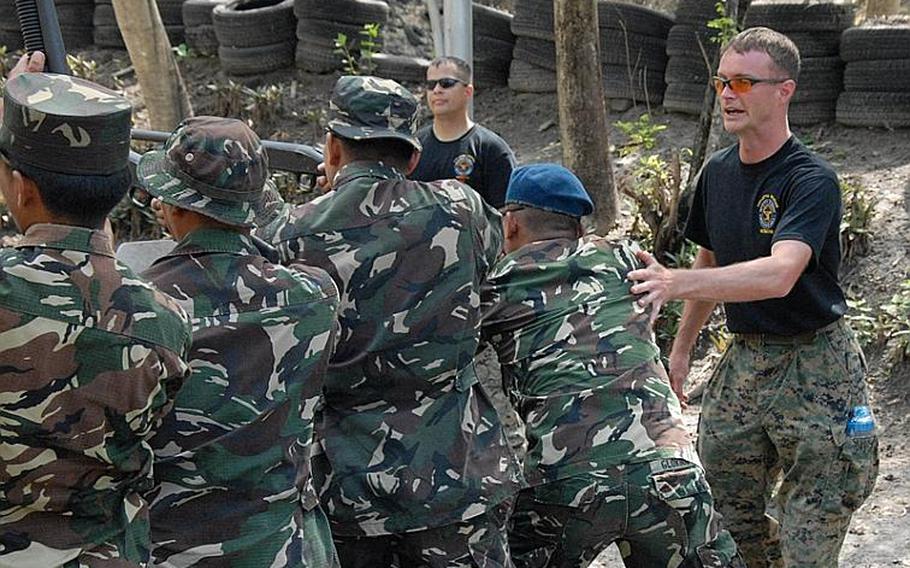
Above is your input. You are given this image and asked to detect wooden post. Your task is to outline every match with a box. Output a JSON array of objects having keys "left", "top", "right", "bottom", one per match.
[
  {"left": 111, "top": 0, "right": 192, "bottom": 130},
  {"left": 554, "top": 0, "right": 617, "bottom": 232},
  {"left": 443, "top": 0, "right": 473, "bottom": 117},
  {"left": 425, "top": 0, "right": 444, "bottom": 57}
]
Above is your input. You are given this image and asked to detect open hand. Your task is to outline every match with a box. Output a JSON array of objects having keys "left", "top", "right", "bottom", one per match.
[{"left": 627, "top": 250, "right": 674, "bottom": 324}]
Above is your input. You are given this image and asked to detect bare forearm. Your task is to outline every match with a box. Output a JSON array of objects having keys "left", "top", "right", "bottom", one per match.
[{"left": 673, "top": 298, "right": 716, "bottom": 354}]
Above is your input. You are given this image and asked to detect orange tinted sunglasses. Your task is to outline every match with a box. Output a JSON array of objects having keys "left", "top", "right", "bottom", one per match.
[{"left": 712, "top": 75, "right": 790, "bottom": 95}]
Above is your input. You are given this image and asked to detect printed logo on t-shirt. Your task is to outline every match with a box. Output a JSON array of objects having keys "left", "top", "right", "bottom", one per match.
[
  {"left": 453, "top": 153, "right": 476, "bottom": 182},
  {"left": 757, "top": 193, "right": 779, "bottom": 234}
]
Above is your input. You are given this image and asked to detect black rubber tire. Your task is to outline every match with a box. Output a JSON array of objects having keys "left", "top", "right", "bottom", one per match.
[
  {"left": 473, "top": 66, "right": 510, "bottom": 88},
  {"left": 296, "top": 18, "right": 383, "bottom": 51},
  {"left": 157, "top": 0, "right": 185, "bottom": 25},
  {"left": 744, "top": 2, "right": 856, "bottom": 32},
  {"left": 474, "top": 3, "right": 513, "bottom": 42},
  {"left": 186, "top": 24, "right": 219, "bottom": 55},
  {"left": 840, "top": 24, "right": 910, "bottom": 62},
  {"left": 662, "top": 81, "right": 710, "bottom": 114},
  {"left": 598, "top": 1, "right": 674, "bottom": 39},
  {"left": 166, "top": 25, "right": 185, "bottom": 46},
  {"left": 219, "top": 40, "right": 295, "bottom": 75},
  {"left": 789, "top": 100, "right": 836, "bottom": 126},
  {"left": 55, "top": 4, "right": 94, "bottom": 28},
  {"left": 785, "top": 31, "right": 842, "bottom": 58},
  {"left": 475, "top": 34, "right": 514, "bottom": 64},
  {"left": 836, "top": 91, "right": 910, "bottom": 128},
  {"left": 843, "top": 59, "right": 910, "bottom": 93},
  {"left": 0, "top": 29, "right": 24, "bottom": 51},
  {"left": 93, "top": 4, "right": 117, "bottom": 27},
  {"left": 60, "top": 25, "right": 94, "bottom": 49},
  {"left": 183, "top": 0, "right": 229, "bottom": 27},
  {"left": 666, "top": 24, "right": 720, "bottom": 57},
  {"left": 295, "top": 40, "right": 340, "bottom": 73},
  {"left": 293, "top": 0, "right": 389, "bottom": 25},
  {"left": 675, "top": 0, "right": 723, "bottom": 26},
  {"left": 665, "top": 55, "right": 711, "bottom": 84},
  {"left": 603, "top": 63, "right": 666, "bottom": 104},
  {"left": 508, "top": 58, "right": 557, "bottom": 93},
  {"left": 511, "top": 0, "right": 554, "bottom": 41},
  {"left": 369, "top": 53, "right": 430, "bottom": 84},
  {"left": 511, "top": 36, "right": 555, "bottom": 70},
  {"left": 213, "top": 0, "right": 295, "bottom": 49},
  {"left": 601, "top": 29, "right": 668, "bottom": 69},
  {"left": 93, "top": 25, "right": 124, "bottom": 48}
]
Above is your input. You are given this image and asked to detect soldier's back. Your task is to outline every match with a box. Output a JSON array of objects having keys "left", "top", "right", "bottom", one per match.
[{"left": 0, "top": 224, "right": 191, "bottom": 567}]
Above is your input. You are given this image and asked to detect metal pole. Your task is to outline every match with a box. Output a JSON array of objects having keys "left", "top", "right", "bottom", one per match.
[{"left": 443, "top": 0, "right": 473, "bottom": 118}]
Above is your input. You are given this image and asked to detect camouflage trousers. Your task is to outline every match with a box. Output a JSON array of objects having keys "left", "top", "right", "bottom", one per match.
[
  {"left": 332, "top": 499, "right": 514, "bottom": 568},
  {"left": 698, "top": 319, "right": 879, "bottom": 568},
  {"left": 509, "top": 458, "right": 744, "bottom": 568}
]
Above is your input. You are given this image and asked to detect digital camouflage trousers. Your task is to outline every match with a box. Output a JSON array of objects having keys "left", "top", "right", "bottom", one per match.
[
  {"left": 508, "top": 458, "right": 744, "bottom": 568},
  {"left": 698, "top": 319, "right": 879, "bottom": 568}
]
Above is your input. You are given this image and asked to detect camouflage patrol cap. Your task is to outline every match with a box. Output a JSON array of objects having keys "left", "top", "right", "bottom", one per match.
[
  {"left": 327, "top": 75, "right": 422, "bottom": 151},
  {"left": 0, "top": 72, "right": 132, "bottom": 175},
  {"left": 137, "top": 116, "right": 279, "bottom": 227},
  {"left": 506, "top": 164, "right": 594, "bottom": 218}
]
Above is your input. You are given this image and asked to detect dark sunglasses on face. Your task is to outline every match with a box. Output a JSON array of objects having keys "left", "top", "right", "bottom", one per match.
[
  {"left": 426, "top": 77, "right": 465, "bottom": 90},
  {"left": 712, "top": 75, "right": 791, "bottom": 95}
]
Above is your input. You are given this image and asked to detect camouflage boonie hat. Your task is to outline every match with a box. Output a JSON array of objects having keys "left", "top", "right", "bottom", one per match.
[
  {"left": 0, "top": 73, "right": 132, "bottom": 175},
  {"left": 137, "top": 116, "right": 279, "bottom": 227},
  {"left": 327, "top": 75, "right": 422, "bottom": 151}
]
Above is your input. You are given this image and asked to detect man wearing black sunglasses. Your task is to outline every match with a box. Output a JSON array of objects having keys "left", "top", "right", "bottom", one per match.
[
  {"left": 411, "top": 56, "right": 516, "bottom": 208},
  {"left": 628, "top": 27, "right": 877, "bottom": 568}
]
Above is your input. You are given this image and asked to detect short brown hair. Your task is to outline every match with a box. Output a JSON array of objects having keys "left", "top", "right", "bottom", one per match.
[
  {"left": 723, "top": 27, "right": 800, "bottom": 81},
  {"left": 428, "top": 56, "right": 472, "bottom": 83}
]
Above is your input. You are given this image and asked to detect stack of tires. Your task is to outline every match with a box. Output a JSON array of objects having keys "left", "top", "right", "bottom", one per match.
[
  {"left": 473, "top": 3, "right": 514, "bottom": 88},
  {"left": 52, "top": 0, "right": 95, "bottom": 49},
  {"left": 0, "top": 0, "right": 23, "bottom": 51},
  {"left": 94, "top": 0, "right": 185, "bottom": 49},
  {"left": 837, "top": 20, "right": 910, "bottom": 129},
  {"left": 293, "top": 0, "right": 388, "bottom": 74},
  {"left": 663, "top": 0, "right": 721, "bottom": 115},
  {"left": 598, "top": 2, "right": 673, "bottom": 109},
  {"left": 214, "top": 0, "right": 296, "bottom": 76},
  {"left": 509, "top": 0, "right": 673, "bottom": 107},
  {"left": 184, "top": 0, "right": 227, "bottom": 56},
  {"left": 744, "top": 2, "right": 855, "bottom": 126}
]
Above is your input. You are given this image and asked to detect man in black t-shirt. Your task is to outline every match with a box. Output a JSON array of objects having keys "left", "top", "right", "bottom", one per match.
[
  {"left": 411, "top": 56, "right": 516, "bottom": 208},
  {"left": 628, "top": 28, "right": 878, "bottom": 567}
]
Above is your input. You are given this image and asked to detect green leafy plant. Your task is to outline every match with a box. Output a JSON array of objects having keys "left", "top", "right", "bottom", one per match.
[
  {"left": 707, "top": 1, "right": 738, "bottom": 45},
  {"left": 66, "top": 53, "right": 98, "bottom": 81},
  {"left": 172, "top": 42, "right": 190, "bottom": 60},
  {"left": 839, "top": 177, "right": 875, "bottom": 262},
  {"left": 246, "top": 84, "right": 284, "bottom": 129},
  {"left": 207, "top": 80, "right": 249, "bottom": 118},
  {"left": 334, "top": 22, "right": 382, "bottom": 75},
  {"left": 879, "top": 279, "right": 910, "bottom": 364},
  {"left": 614, "top": 114, "right": 668, "bottom": 157}
]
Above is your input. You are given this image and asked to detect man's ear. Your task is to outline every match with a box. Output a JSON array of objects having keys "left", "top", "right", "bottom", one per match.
[
  {"left": 504, "top": 211, "right": 520, "bottom": 240},
  {"left": 13, "top": 170, "right": 39, "bottom": 210},
  {"left": 325, "top": 132, "right": 343, "bottom": 169},
  {"left": 465, "top": 83, "right": 475, "bottom": 99},
  {"left": 779, "top": 79, "right": 797, "bottom": 103},
  {"left": 405, "top": 149, "right": 421, "bottom": 175}
]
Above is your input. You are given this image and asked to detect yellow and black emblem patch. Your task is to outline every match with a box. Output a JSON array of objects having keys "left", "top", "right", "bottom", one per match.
[{"left": 757, "top": 193, "right": 779, "bottom": 234}]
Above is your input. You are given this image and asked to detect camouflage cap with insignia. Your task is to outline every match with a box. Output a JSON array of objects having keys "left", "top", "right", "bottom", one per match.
[
  {"left": 137, "top": 116, "right": 280, "bottom": 228},
  {"left": 0, "top": 72, "right": 132, "bottom": 175},
  {"left": 327, "top": 75, "right": 422, "bottom": 151}
]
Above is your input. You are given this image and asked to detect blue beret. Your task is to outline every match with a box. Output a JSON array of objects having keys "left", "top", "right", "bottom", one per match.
[{"left": 505, "top": 164, "right": 594, "bottom": 218}]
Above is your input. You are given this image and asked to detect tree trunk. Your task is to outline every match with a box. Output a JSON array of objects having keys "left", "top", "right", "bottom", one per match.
[
  {"left": 865, "top": 0, "right": 900, "bottom": 18},
  {"left": 111, "top": 0, "right": 192, "bottom": 130},
  {"left": 554, "top": 0, "right": 617, "bottom": 232}
]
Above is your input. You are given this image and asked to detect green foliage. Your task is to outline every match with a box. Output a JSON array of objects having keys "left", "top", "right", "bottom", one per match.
[
  {"left": 66, "top": 53, "right": 98, "bottom": 81},
  {"left": 707, "top": 1, "right": 738, "bottom": 45},
  {"left": 172, "top": 42, "right": 190, "bottom": 60},
  {"left": 614, "top": 114, "right": 667, "bottom": 157},
  {"left": 206, "top": 81, "right": 285, "bottom": 134},
  {"left": 847, "top": 280, "right": 910, "bottom": 366},
  {"left": 0, "top": 45, "right": 11, "bottom": 80},
  {"left": 839, "top": 177, "right": 875, "bottom": 262},
  {"left": 334, "top": 23, "right": 382, "bottom": 75}
]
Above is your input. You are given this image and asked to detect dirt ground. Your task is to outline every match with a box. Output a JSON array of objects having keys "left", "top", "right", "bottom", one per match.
[{"left": 70, "top": 8, "right": 909, "bottom": 564}]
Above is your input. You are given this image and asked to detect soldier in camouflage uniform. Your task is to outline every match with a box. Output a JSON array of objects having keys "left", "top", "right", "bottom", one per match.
[
  {"left": 628, "top": 29, "right": 878, "bottom": 567},
  {"left": 135, "top": 116, "right": 341, "bottom": 567},
  {"left": 258, "top": 76, "right": 521, "bottom": 567},
  {"left": 481, "top": 164, "right": 743, "bottom": 568},
  {"left": 0, "top": 71, "right": 192, "bottom": 566}
]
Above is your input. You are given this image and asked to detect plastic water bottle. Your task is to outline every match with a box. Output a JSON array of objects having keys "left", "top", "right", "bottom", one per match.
[{"left": 846, "top": 405, "right": 875, "bottom": 438}]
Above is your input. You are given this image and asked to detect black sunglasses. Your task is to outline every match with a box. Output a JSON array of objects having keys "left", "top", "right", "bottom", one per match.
[{"left": 425, "top": 77, "right": 465, "bottom": 90}]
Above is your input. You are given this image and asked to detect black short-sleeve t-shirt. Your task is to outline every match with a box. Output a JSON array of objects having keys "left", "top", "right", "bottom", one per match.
[
  {"left": 685, "top": 137, "right": 847, "bottom": 335},
  {"left": 410, "top": 123, "right": 517, "bottom": 208}
]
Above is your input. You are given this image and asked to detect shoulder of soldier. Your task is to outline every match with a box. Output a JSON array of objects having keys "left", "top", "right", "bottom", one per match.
[
  {"left": 472, "top": 123, "right": 512, "bottom": 148},
  {"left": 116, "top": 263, "right": 192, "bottom": 352},
  {"left": 269, "top": 259, "right": 340, "bottom": 307}
]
